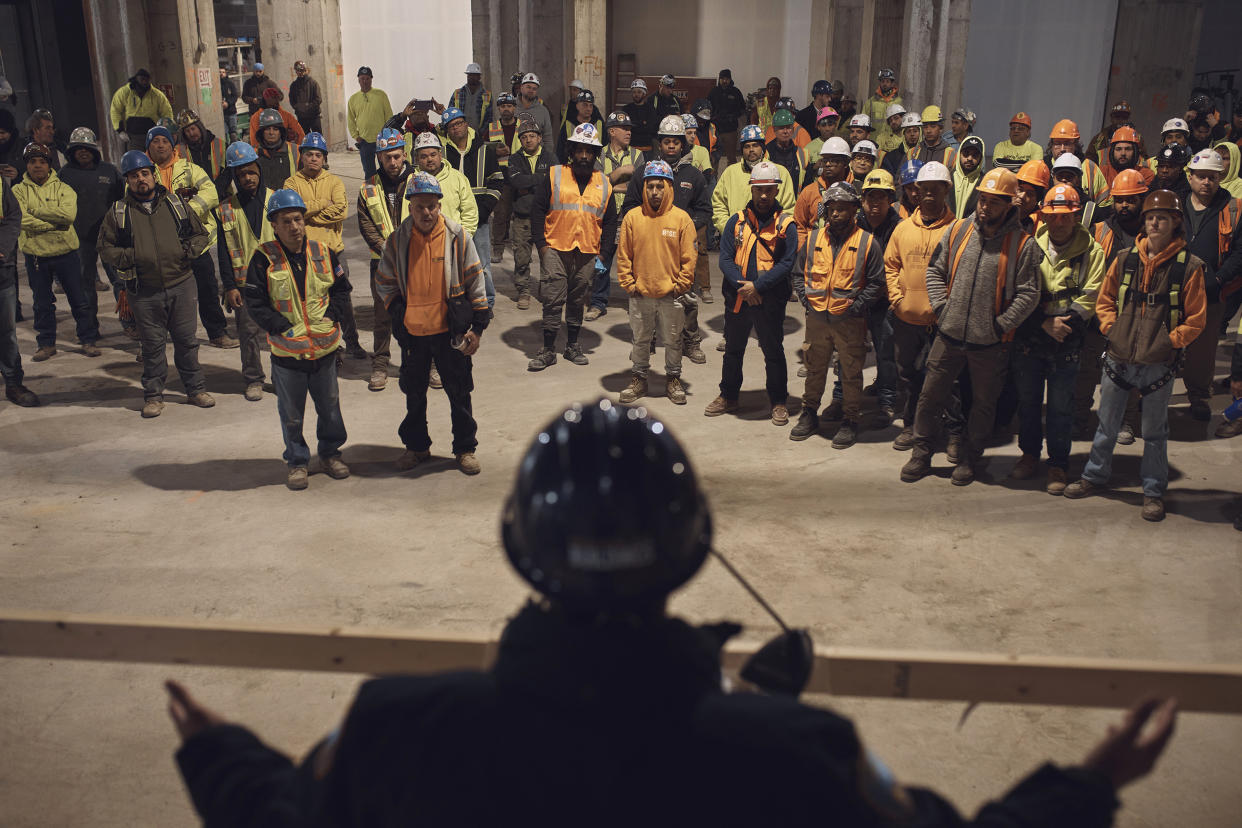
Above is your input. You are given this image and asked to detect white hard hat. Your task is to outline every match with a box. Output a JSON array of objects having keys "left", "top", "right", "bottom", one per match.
[
  {"left": 521, "top": 72, "right": 540, "bottom": 86},
  {"left": 657, "top": 115, "right": 686, "bottom": 137},
  {"left": 885, "top": 103, "right": 906, "bottom": 119},
  {"left": 465, "top": 63, "right": 482, "bottom": 74},
  {"left": 1052, "top": 153, "right": 1082, "bottom": 172},
  {"left": 749, "top": 161, "right": 782, "bottom": 186},
  {"left": 819, "top": 136, "right": 851, "bottom": 157},
  {"left": 413, "top": 131, "right": 442, "bottom": 151},
  {"left": 900, "top": 112, "right": 922, "bottom": 129},
  {"left": 568, "top": 122, "right": 602, "bottom": 147},
  {"left": 630, "top": 78, "right": 648, "bottom": 91},
  {"left": 1187, "top": 151, "right": 1225, "bottom": 173},
  {"left": 569, "top": 78, "right": 585, "bottom": 90},
  {"left": 851, "top": 140, "right": 878, "bottom": 158},
  {"left": 916, "top": 160, "right": 952, "bottom": 183},
  {"left": 1161, "top": 117, "right": 1189, "bottom": 135},
  {"left": 848, "top": 114, "right": 872, "bottom": 129}
]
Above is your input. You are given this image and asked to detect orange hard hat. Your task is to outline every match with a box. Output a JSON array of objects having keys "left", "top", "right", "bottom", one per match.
[
  {"left": 1016, "top": 159, "right": 1050, "bottom": 189},
  {"left": 1110, "top": 168, "right": 1149, "bottom": 198},
  {"left": 978, "top": 168, "right": 1020, "bottom": 198},
  {"left": 1040, "top": 184, "right": 1082, "bottom": 214},
  {"left": 1109, "top": 125, "right": 1140, "bottom": 145},
  {"left": 1049, "top": 119, "right": 1080, "bottom": 141}
]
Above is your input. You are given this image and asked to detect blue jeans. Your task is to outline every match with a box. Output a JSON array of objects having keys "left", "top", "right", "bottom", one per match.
[
  {"left": 0, "top": 275, "right": 23, "bottom": 386},
  {"left": 271, "top": 356, "right": 348, "bottom": 468},
  {"left": 1014, "top": 342, "right": 1080, "bottom": 468},
  {"left": 471, "top": 224, "right": 496, "bottom": 310},
  {"left": 590, "top": 250, "right": 614, "bottom": 312},
  {"left": 357, "top": 140, "right": 377, "bottom": 180},
  {"left": 25, "top": 251, "right": 99, "bottom": 348},
  {"left": 1082, "top": 357, "right": 1174, "bottom": 497},
  {"left": 833, "top": 304, "right": 895, "bottom": 406}
]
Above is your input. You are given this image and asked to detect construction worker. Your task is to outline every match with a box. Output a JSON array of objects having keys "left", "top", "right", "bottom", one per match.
[
  {"left": 1015, "top": 159, "right": 1051, "bottom": 231},
  {"left": 844, "top": 114, "right": 874, "bottom": 151},
  {"left": 242, "top": 189, "right": 351, "bottom": 489},
  {"left": 587, "top": 112, "right": 644, "bottom": 320},
  {"left": 1047, "top": 120, "right": 1112, "bottom": 212},
  {"left": 651, "top": 75, "right": 683, "bottom": 121},
  {"left": 900, "top": 168, "right": 1041, "bottom": 486},
  {"left": 706, "top": 161, "right": 798, "bottom": 424},
  {"left": 252, "top": 109, "right": 299, "bottom": 190},
  {"left": 506, "top": 120, "right": 556, "bottom": 311},
  {"left": 750, "top": 77, "right": 782, "bottom": 134},
  {"left": 616, "top": 159, "right": 696, "bottom": 406},
  {"left": 1158, "top": 117, "right": 1190, "bottom": 149},
  {"left": 766, "top": 109, "right": 812, "bottom": 188},
  {"left": 791, "top": 181, "right": 884, "bottom": 448},
  {"left": 885, "top": 164, "right": 956, "bottom": 449},
  {"left": 557, "top": 90, "right": 605, "bottom": 164},
  {"left": 442, "top": 107, "right": 502, "bottom": 311},
  {"left": 218, "top": 68, "right": 239, "bottom": 143},
  {"left": 880, "top": 111, "right": 923, "bottom": 177},
  {"left": 527, "top": 123, "right": 617, "bottom": 370},
  {"left": 804, "top": 107, "right": 840, "bottom": 159},
  {"left": 795, "top": 80, "right": 831, "bottom": 135},
  {"left": 896, "top": 159, "right": 923, "bottom": 218},
  {"left": 948, "top": 108, "right": 976, "bottom": 148},
  {"left": 949, "top": 135, "right": 985, "bottom": 219},
  {"left": 1216, "top": 142, "right": 1242, "bottom": 199},
  {"left": 146, "top": 123, "right": 236, "bottom": 349},
  {"left": 109, "top": 68, "right": 173, "bottom": 150},
  {"left": 762, "top": 97, "right": 812, "bottom": 149},
  {"left": 794, "top": 137, "right": 851, "bottom": 243},
  {"left": 992, "top": 113, "right": 1043, "bottom": 173},
  {"left": 13, "top": 143, "right": 101, "bottom": 361},
  {"left": 863, "top": 69, "right": 902, "bottom": 142},
  {"left": 484, "top": 93, "right": 521, "bottom": 264},
  {"left": 59, "top": 128, "right": 123, "bottom": 304},
  {"left": 411, "top": 132, "right": 478, "bottom": 239},
  {"left": 241, "top": 63, "right": 277, "bottom": 112},
  {"left": 1065, "top": 190, "right": 1207, "bottom": 522},
  {"left": 682, "top": 114, "right": 714, "bottom": 178},
  {"left": 216, "top": 142, "right": 274, "bottom": 401},
  {"left": 2, "top": 172, "right": 40, "bottom": 405},
  {"left": 556, "top": 79, "right": 588, "bottom": 136},
  {"left": 175, "top": 110, "right": 225, "bottom": 180},
  {"left": 712, "top": 125, "right": 797, "bottom": 240},
  {"left": 621, "top": 79, "right": 658, "bottom": 152},
  {"left": 248, "top": 87, "right": 305, "bottom": 148},
  {"left": 1009, "top": 184, "right": 1106, "bottom": 495},
  {"left": 448, "top": 63, "right": 490, "bottom": 131},
  {"left": 98, "top": 150, "right": 213, "bottom": 418},
  {"left": 347, "top": 67, "right": 394, "bottom": 180},
  {"left": 374, "top": 172, "right": 489, "bottom": 476},
  {"left": 877, "top": 103, "right": 906, "bottom": 156},
  {"left": 910, "top": 106, "right": 956, "bottom": 168},
  {"left": 1086, "top": 101, "right": 1133, "bottom": 163},
  {"left": 708, "top": 69, "right": 746, "bottom": 167},
  {"left": 289, "top": 61, "right": 323, "bottom": 135},
  {"left": 514, "top": 73, "right": 555, "bottom": 145},
  {"left": 1180, "top": 151, "right": 1242, "bottom": 422},
  {"left": 1151, "top": 143, "right": 1191, "bottom": 201},
  {"left": 357, "top": 128, "right": 415, "bottom": 391},
  {"left": 1099, "top": 125, "right": 1153, "bottom": 187},
  {"left": 849, "top": 141, "right": 879, "bottom": 184}
]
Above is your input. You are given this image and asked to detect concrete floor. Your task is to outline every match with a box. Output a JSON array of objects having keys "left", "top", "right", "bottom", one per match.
[{"left": 1, "top": 151, "right": 1240, "bottom": 826}]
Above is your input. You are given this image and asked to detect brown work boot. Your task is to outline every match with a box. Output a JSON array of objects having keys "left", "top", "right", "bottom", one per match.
[
  {"left": 429, "top": 367, "right": 443, "bottom": 389},
  {"left": 703, "top": 395, "right": 737, "bottom": 417},
  {"left": 141, "top": 397, "right": 165, "bottom": 418},
  {"left": 584, "top": 306, "right": 603, "bottom": 321},
  {"left": 619, "top": 374, "right": 647, "bottom": 404},
  {"left": 1009, "top": 453, "right": 1039, "bottom": 480},
  {"left": 1215, "top": 417, "right": 1242, "bottom": 438},
  {"left": 244, "top": 383, "right": 264, "bottom": 401},
  {"left": 950, "top": 461, "right": 975, "bottom": 486},
  {"left": 892, "top": 426, "right": 915, "bottom": 451},
  {"left": 321, "top": 455, "right": 350, "bottom": 480},
  {"left": 187, "top": 391, "right": 216, "bottom": 408},
  {"left": 666, "top": 376, "right": 686, "bottom": 405},
  {"left": 457, "top": 452, "right": 481, "bottom": 475},
  {"left": 5, "top": 384, "right": 41, "bottom": 407},
  {"left": 516, "top": 292, "right": 532, "bottom": 310},
  {"left": 368, "top": 370, "right": 388, "bottom": 391},
  {"left": 1063, "top": 478, "right": 1101, "bottom": 499},
  {"left": 900, "top": 452, "right": 931, "bottom": 482},
  {"left": 684, "top": 342, "right": 706, "bottom": 364},
  {"left": 1141, "top": 496, "right": 1166, "bottom": 522},
  {"left": 209, "top": 334, "right": 240, "bottom": 349},
  {"left": 1045, "top": 466, "right": 1068, "bottom": 496},
  {"left": 32, "top": 346, "right": 56, "bottom": 362},
  {"left": 395, "top": 449, "right": 431, "bottom": 471},
  {"left": 81, "top": 342, "right": 102, "bottom": 357},
  {"left": 286, "top": 465, "right": 309, "bottom": 490},
  {"left": 770, "top": 403, "right": 789, "bottom": 426},
  {"left": 945, "top": 433, "right": 964, "bottom": 464},
  {"left": 831, "top": 419, "right": 858, "bottom": 449}
]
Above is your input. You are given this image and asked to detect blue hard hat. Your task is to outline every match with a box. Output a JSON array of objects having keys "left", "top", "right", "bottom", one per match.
[
  {"left": 740, "top": 124, "right": 764, "bottom": 145},
  {"left": 375, "top": 127, "right": 404, "bottom": 152},
  {"left": 225, "top": 141, "right": 259, "bottom": 168},
  {"left": 405, "top": 171, "right": 443, "bottom": 199},
  {"left": 146, "top": 125, "right": 174, "bottom": 149},
  {"left": 300, "top": 131, "right": 328, "bottom": 153},
  {"left": 441, "top": 107, "right": 466, "bottom": 125},
  {"left": 644, "top": 160, "right": 674, "bottom": 181},
  {"left": 120, "top": 150, "right": 156, "bottom": 176},
  {"left": 812, "top": 79, "right": 832, "bottom": 96},
  {"left": 266, "top": 188, "right": 307, "bottom": 219},
  {"left": 899, "top": 159, "right": 925, "bottom": 187}
]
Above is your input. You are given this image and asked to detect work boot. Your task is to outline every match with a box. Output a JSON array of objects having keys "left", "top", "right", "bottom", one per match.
[
  {"left": 822, "top": 400, "right": 844, "bottom": 420},
  {"left": 346, "top": 342, "right": 368, "bottom": 359},
  {"left": 1116, "top": 422, "right": 1137, "bottom": 445},
  {"left": 321, "top": 455, "right": 350, "bottom": 479},
  {"left": 81, "top": 342, "right": 102, "bottom": 358},
  {"left": 864, "top": 381, "right": 878, "bottom": 396},
  {"left": 6, "top": 384, "right": 41, "bottom": 407},
  {"left": 244, "top": 382, "right": 264, "bottom": 401},
  {"left": 96, "top": 278, "right": 110, "bottom": 292},
  {"left": 1141, "top": 496, "right": 1166, "bottom": 522},
  {"left": 703, "top": 395, "right": 737, "bottom": 417},
  {"left": 770, "top": 404, "right": 789, "bottom": 426},
  {"left": 1215, "top": 417, "right": 1242, "bottom": 438},
  {"left": 666, "top": 376, "right": 687, "bottom": 405},
  {"left": 716, "top": 339, "right": 726, "bottom": 352},
  {"left": 141, "top": 397, "right": 165, "bottom": 418},
  {"left": 831, "top": 419, "right": 858, "bottom": 449},
  {"left": 395, "top": 449, "right": 431, "bottom": 470},
  {"left": 892, "top": 426, "right": 915, "bottom": 450},
  {"left": 945, "top": 433, "right": 964, "bottom": 465},
  {"left": 491, "top": 247, "right": 503, "bottom": 264},
  {"left": 699, "top": 287, "right": 713, "bottom": 304},
  {"left": 32, "top": 346, "right": 56, "bottom": 362},
  {"left": 797, "top": 364, "right": 808, "bottom": 377},
  {"left": 1063, "top": 478, "right": 1101, "bottom": 499},
  {"left": 457, "top": 452, "right": 481, "bottom": 475},
  {"left": 187, "top": 392, "right": 216, "bottom": 408},
  {"left": 209, "top": 334, "right": 240, "bottom": 349},
  {"left": 684, "top": 341, "right": 706, "bottom": 364},
  {"left": 878, "top": 403, "right": 895, "bottom": 426},
  {"left": 1046, "top": 466, "right": 1068, "bottom": 496},
  {"left": 950, "top": 461, "right": 975, "bottom": 487},
  {"left": 429, "top": 367, "right": 442, "bottom": 389},
  {"left": 527, "top": 347, "right": 557, "bottom": 371},
  {"left": 563, "top": 344, "right": 589, "bottom": 365},
  {"left": 516, "top": 292, "right": 531, "bottom": 310},
  {"left": 1009, "top": 454, "right": 1039, "bottom": 480},
  {"left": 584, "top": 306, "right": 604, "bottom": 321},
  {"left": 789, "top": 409, "right": 819, "bottom": 441},
  {"left": 900, "top": 452, "right": 931, "bottom": 482},
  {"left": 1188, "top": 400, "right": 1211, "bottom": 421},
  {"left": 619, "top": 374, "right": 647, "bottom": 403},
  {"left": 368, "top": 370, "right": 388, "bottom": 391},
  {"left": 286, "top": 466, "right": 309, "bottom": 490}
]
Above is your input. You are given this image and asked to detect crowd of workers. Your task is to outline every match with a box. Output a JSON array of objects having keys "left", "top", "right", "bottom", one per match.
[{"left": 1, "top": 62, "right": 1240, "bottom": 525}]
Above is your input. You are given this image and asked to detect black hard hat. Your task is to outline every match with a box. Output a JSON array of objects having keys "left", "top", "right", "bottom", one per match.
[
  {"left": 1156, "top": 143, "right": 1191, "bottom": 167},
  {"left": 502, "top": 400, "right": 711, "bottom": 611}
]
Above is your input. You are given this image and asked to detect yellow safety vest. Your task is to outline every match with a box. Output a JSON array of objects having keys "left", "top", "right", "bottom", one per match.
[
  {"left": 261, "top": 239, "right": 342, "bottom": 360},
  {"left": 360, "top": 180, "right": 412, "bottom": 260},
  {"left": 218, "top": 190, "right": 275, "bottom": 284},
  {"left": 486, "top": 120, "right": 522, "bottom": 167},
  {"left": 544, "top": 166, "right": 611, "bottom": 254}
]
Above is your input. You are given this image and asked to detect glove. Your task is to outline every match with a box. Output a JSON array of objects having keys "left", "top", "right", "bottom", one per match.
[{"left": 593, "top": 257, "right": 607, "bottom": 276}]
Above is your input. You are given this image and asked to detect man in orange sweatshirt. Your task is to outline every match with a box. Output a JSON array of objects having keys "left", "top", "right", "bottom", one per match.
[
  {"left": 617, "top": 160, "right": 697, "bottom": 405},
  {"left": 1065, "top": 189, "right": 1207, "bottom": 522}
]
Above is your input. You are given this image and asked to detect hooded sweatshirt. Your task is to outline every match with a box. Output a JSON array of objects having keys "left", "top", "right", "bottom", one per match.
[
  {"left": 885, "top": 206, "right": 955, "bottom": 325},
  {"left": 1216, "top": 141, "right": 1242, "bottom": 199},
  {"left": 616, "top": 178, "right": 696, "bottom": 298},
  {"left": 58, "top": 148, "right": 123, "bottom": 241},
  {"left": 1021, "top": 222, "right": 1107, "bottom": 344},
  {"left": 950, "top": 136, "right": 986, "bottom": 219},
  {"left": 710, "top": 157, "right": 796, "bottom": 233},
  {"left": 285, "top": 167, "right": 348, "bottom": 252},
  {"left": 13, "top": 170, "right": 78, "bottom": 256}
]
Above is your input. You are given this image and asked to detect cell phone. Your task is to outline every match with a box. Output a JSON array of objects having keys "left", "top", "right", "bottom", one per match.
[{"left": 412, "top": 99, "right": 434, "bottom": 111}]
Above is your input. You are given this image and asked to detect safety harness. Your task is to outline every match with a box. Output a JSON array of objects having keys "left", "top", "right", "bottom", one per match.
[{"left": 1104, "top": 248, "right": 1188, "bottom": 396}]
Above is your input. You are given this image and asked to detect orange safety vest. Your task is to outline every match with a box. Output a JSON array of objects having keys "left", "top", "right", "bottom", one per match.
[
  {"left": 942, "top": 219, "right": 1032, "bottom": 343},
  {"left": 179, "top": 137, "right": 226, "bottom": 179},
  {"left": 802, "top": 223, "right": 876, "bottom": 315},
  {"left": 1220, "top": 197, "right": 1242, "bottom": 296},
  {"left": 732, "top": 208, "right": 795, "bottom": 274},
  {"left": 261, "top": 239, "right": 342, "bottom": 360},
  {"left": 544, "top": 166, "right": 611, "bottom": 254}
]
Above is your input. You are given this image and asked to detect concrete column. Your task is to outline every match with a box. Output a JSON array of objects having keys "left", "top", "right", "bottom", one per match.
[
  {"left": 809, "top": 0, "right": 834, "bottom": 94},
  {"left": 145, "top": 0, "right": 226, "bottom": 142},
  {"left": 83, "top": 0, "right": 150, "bottom": 160},
  {"left": 857, "top": 0, "right": 876, "bottom": 107},
  {"left": 518, "top": 0, "right": 532, "bottom": 74},
  {"left": 569, "top": 0, "right": 607, "bottom": 108},
  {"left": 900, "top": 0, "right": 934, "bottom": 109},
  {"left": 257, "top": 0, "right": 347, "bottom": 148}
]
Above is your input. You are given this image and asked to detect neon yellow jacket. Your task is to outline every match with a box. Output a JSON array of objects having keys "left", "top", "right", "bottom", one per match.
[
  {"left": 1033, "top": 222, "right": 1107, "bottom": 321},
  {"left": 153, "top": 156, "right": 219, "bottom": 246},
  {"left": 13, "top": 171, "right": 78, "bottom": 256},
  {"left": 347, "top": 89, "right": 394, "bottom": 143},
  {"left": 109, "top": 85, "right": 173, "bottom": 131},
  {"left": 711, "top": 158, "right": 796, "bottom": 233},
  {"left": 433, "top": 162, "right": 478, "bottom": 235},
  {"left": 1216, "top": 141, "right": 1242, "bottom": 198}
]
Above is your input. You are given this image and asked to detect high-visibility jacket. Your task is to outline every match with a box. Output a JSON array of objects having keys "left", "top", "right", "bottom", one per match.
[
  {"left": 359, "top": 179, "right": 411, "bottom": 260},
  {"left": 544, "top": 166, "right": 611, "bottom": 254},
  {"left": 1079, "top": 159, "right": 1112, "bottom": 209},
  {"left": 485, "top": 119, "right": 522, "bottom": 167},
  {"left": 940, "top": 218, "right": 1033, "bottom": 343},
  {"left": 755, "top": 97, "right": 778, "bottom": 134},
  {"left": 261, "top": 239, "right": 342, "bottom": 360},
  {"left": 152, "top": 155, "right": 219, "bottom": 245},
  {"left": 1032, "top": 222, "right": 1107, "bottom": 321},
  {"left": 449, "top": 87, "right": 492, "bottom": 127},
  {"left": 13, "top": 171, "right": 79, "bottom": 257},
  {"left": 218, "top": 189, "right": 275, "bottom": 284},
  {"left": 109, "top": 84, "right": 173, "bottom": 133},
  {"left": 711, "top": 159, "right": 797, "bottom": 233},
  {"left": 178, "top": 136, "right": 226, "bottom": 180},
  {"left": 732, "top": 208, "right": 796, "bottom": 274},
  {"left": 598, "top": 146, "right": 644, "bottom": 210},
  {"left": 802, "top": 223, "right": 877, "bottom": 315}
]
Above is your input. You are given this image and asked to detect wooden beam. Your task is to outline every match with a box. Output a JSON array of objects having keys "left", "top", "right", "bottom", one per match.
[{"left": 3, "top": 610, "right": 1240, "bottom": 713}]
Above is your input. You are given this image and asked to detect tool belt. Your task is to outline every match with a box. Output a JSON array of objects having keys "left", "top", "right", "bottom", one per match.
[{"left": 1101, "top": 350, "right": 1185, "bottom": 397}]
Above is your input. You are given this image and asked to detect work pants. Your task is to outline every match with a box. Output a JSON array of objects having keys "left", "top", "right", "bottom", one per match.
[
  {"left": 720, "top": 291, "right": 788, "bottom": 405},
  {"left": 1082, "top": 357, "right": 1175, "bottom": 497},
  {"left": 25, "top": 251, "right": 99, "bottom": 348},
  {"left": 131, "top": 278, "right": 205, "bottom": 399},
  {"left": 912, "top": 336, "right": 1008, "bottom": 462},
  {"left": 398, "top": 332, "right": 477, "bottom": 455},
  {"left": 1181, "top": 299, "right": 1226, "bottom": 405},
  {"left": 628, "top": 294, "right": 684, "bottom": 377},
  {"left": 1013, "top": 338, "right": 1080, "bottom": 469},
  {"left": 271, "top": 355, "right": 346, "bottom": 468},
  {"left": 191, "top": 252, "right": 229, "bottom": 341},
  {"left": 802, "top": 309, "right": 866, "bottom": 419},
  {"left": 538, "top": 248, "right": 592, "bottom": 335}
]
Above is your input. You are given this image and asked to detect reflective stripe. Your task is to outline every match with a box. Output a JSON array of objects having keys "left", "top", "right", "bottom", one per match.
[
  {"left": 261, "top": 239, "right": 342, "bottom": 359},
  {"left": 544, "top": 166, "right": 611, "bottom": 254},
  {"left": 219, "top": 190, "right": 274, "bottom": 282},
  {"left": 361, "top": 179, "right": 411, "bottom": 259},
  {"left": 944, "top": 218, "right": 1028, "bottom": 342},
  {"left": 803, "top": 224, "right": 872, "bottom": 314},
  {"left": 734, "top": 209, "right": 794, "bottom": 277}
]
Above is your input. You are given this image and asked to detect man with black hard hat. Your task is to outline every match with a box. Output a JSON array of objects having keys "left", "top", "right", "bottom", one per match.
[{"left": 165, "top": 398, "right": 1177, "bottom": 826}]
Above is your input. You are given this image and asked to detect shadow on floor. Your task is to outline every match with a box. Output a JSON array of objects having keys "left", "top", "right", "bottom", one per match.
[{"left": 498, "top": 318, "right": 603, "bottom": 357}]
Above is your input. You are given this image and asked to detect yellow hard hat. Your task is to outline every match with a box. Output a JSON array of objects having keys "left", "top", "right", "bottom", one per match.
[
  {"left": 920, "top": 105, "right": 942, "bottom": 124},
  {"left": 862, "top": 169, "right": 896, "bottom": 193}
]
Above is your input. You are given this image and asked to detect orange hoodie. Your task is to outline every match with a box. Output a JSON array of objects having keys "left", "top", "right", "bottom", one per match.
[
  {"left": 616, "top": 179, "right": 697, "bottom": 298},
  {"left": 885, "top": 206, "right": 955, "bottom": 325}
]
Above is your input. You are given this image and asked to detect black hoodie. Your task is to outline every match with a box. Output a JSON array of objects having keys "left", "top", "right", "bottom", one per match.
[{"left": 58, "top": 147, "right": 123, "bottom": 241}]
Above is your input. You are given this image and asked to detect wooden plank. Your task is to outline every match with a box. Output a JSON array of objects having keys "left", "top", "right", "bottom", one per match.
[{"left": 3, "top": 611, "right": 1241, "bottom": 713}]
